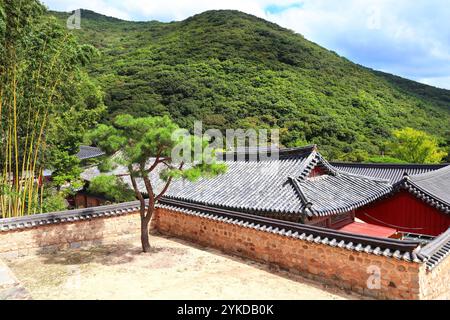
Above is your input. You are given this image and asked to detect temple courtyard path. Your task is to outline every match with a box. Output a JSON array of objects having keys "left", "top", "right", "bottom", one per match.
[{"left": 2, "top": 234, "right": 361, "bottom": 300}]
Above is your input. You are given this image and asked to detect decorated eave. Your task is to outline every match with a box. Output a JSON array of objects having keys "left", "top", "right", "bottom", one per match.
[
  {"left": 418, "top": 228, "right": 450, "bottom": 270},
  {"left": 394, "top": 166, "right": 450, "bottom": 215}
]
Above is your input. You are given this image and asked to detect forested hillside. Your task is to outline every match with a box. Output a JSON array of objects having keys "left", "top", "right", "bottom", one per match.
[{"left": 52, "top": 9, "right": 450, "bottom": 160}]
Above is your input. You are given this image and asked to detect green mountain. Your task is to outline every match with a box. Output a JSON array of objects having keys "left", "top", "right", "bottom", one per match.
[{"left": 51, "top": 9, "right": 450, "bottom": 160}]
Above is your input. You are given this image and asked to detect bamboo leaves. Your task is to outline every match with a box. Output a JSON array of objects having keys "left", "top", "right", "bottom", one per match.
[{"left": 0, "top": 1, "right": 104, "bottom": 217}]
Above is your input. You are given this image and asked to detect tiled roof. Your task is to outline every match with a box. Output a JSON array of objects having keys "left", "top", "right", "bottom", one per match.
[
  {"left": 399, "top": 166, "right": 450, "bottom": 214},
  {"left": 418, "top": 228, "right": 450, "bottom": 270},
  {"left": 76, "top": 146, "right": 105, "bottom": 160},
  {"left": 408, "top": 166, "right": 450, "bottom": 206},
  {"left": 290, "top": 172, "right": 392, "bottom": 217},
  {"left": 83, "top": 146, "right": 325, "bottom": 216},
  {"left": 331, "top": 162, "right": 446, "bottom": 184},
  {"left": 163, "top": 148, "right": 316, "bottom": 216},
  {"left": 80, "top": 146, "right": 450, "bottom": 217}
]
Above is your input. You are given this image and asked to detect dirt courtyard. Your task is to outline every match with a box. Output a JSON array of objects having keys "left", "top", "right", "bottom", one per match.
[{"left": 3, "top": 235, "right": 361, "bottom": 300}]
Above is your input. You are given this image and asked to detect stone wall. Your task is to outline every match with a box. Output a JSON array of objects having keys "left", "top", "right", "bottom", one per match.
[
  {"left": 419, "top": 254, "right": 450, "bottom": 300},
  {"left": 0, "top": 205, "right": 448, "bottom": 300},
  {"left": 0, "top": 212, "right": 140, "bottom": 258},
  {"left": 153, "top": 207, "right": 448, "bottom": 300}
]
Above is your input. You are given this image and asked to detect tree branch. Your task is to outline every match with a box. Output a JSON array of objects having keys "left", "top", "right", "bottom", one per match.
[
  {"left": 128, "top": 165, "right": 145, "bottom": 219},
  {"left": 146, "top": 148, "right": 163, "bottom": 173},
  {"left": 155, "top": 162, "right": 184, "bottom": 201}
]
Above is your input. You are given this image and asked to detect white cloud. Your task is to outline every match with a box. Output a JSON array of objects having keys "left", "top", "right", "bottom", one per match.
[
  {"left": 41, "top": 0, "right": 450, "bottom": 89},
  {"left": 419, "top": 77, "right": 450, "bottom": 90},
  {"left": 265, "top": 0, "right": 450, "bottom": 88}
]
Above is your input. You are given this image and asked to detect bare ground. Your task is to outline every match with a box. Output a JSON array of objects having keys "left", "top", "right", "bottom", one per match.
[{"left": 3, "top": 235, "right": 362, "bottom": 300}]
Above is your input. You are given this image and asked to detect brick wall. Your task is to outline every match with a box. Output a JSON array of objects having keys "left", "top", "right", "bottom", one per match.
[
  {"left": 0, "top": 212, "right": 140, "bottom": 258},
  {"left": 153, "top": 207, "right": 446, "bottom": 300}
]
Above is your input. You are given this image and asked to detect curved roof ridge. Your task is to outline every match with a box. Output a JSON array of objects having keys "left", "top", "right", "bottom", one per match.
[
  {"left": 288, "top": 177, "right": 313, "bottom": 217},
  {"left": 326, "top": 161, "right": 392, "bottom": 184},
  {"left": 330, "top": 161, "right": 449, "bottom": 170}
]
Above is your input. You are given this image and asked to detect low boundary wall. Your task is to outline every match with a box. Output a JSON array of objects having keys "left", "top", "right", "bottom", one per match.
[
  {"left": 153, "top": 205, "right": 450, "bottom": 300},
  {"left": 0, "top": 203, "right": 141, "bottom": 257},
  {"left": 0, "top": 201, "right": 448, "bottom": 299}
]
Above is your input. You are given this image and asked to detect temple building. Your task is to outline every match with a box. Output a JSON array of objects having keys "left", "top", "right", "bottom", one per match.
[
  {"left": 80, "top": 145, "right": 450, "bottom": 240},
  {"left": 2, "top": 145, "right": 449, "bottom": 299}
]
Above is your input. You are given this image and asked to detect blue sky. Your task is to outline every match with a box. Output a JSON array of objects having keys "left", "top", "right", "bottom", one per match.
[{"left": 41, "top": 0, "right": 450, "bottom": 90}]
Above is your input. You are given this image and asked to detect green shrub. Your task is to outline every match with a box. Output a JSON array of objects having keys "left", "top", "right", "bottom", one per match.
[
  {"left": 88, "top": 175, "right": 135, "bottom": 203},
  {"left": 41, "top": 193, "right": 69, "bottom": 213}
]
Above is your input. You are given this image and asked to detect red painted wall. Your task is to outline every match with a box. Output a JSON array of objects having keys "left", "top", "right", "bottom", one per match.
[
  {"left": 309, "top": 166, "right": 327, "bottom": 178},
  {"left": 355, "top": 191, "right": 450, "bottom": 236}
]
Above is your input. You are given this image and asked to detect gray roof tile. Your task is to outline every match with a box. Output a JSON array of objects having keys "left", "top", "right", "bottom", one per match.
[
  {"left": 76, "top": 146, "right": 105, "bottom": 160},
  {"left": 331, "top": 162, "right": 447, "bottom": 184},
  {"left": 408, "top": 166, "right": 450, "bottom": 208},
  {"left": 291, "top": 173, "right": 392, "bottom": 216}
]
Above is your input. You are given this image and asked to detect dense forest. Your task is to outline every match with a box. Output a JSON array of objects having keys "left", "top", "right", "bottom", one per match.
[{"left": 50, "top": 9, "right": 450, "bottom": 161}]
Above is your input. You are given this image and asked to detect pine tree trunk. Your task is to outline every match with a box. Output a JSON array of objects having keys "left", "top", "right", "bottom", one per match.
[{"left": 141, "top": 217, "right": 151, "bottom": 253}]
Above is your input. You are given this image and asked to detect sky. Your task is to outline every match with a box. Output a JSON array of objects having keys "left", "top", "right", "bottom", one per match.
[{"left": 41, "top": 0, "right": 450, "bottom": 90}]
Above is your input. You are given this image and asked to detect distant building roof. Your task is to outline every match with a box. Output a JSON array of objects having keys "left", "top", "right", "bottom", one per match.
[
  {"left": 330, "top": 162, "right": 447, "bottom": 184},
  {"left": 76, "top": 146, "right": 105, "bottom": 160}
]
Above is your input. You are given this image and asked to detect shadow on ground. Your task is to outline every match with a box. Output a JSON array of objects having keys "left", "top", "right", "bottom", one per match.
[
  {"left": 37, "top": 239, "right": 189, "bottom": 268},
  {"left": 19, "top": 232, "right": 362, "bottom": 299}
]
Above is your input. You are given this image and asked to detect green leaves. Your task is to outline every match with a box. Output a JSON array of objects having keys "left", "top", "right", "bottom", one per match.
[
  {"left": 48, "top": 150, "right": 82, "bottom": 189},
  {"left": 85, "top": 124, "right": 127, "bottom": 154},
  {"left": 388, "top": 128, "right": 448, "bottom": 164},
  {"left": 0, "top": 1, "right": 105, "bottom": 216},
  {"left": 88, "top": 114, "right": 227, "bottom": 200},
  {"left": 57, "top": 9, "right": 449, "bottom": 161},
  {"left": 88, "top": 174, "right": 135, "bottom": 202}
]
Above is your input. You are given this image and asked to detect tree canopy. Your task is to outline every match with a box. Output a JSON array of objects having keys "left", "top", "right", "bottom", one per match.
[
  {"left": 388, "top": 128, "right": 447, "bottom": 164},
  {"left": 88, "top": 174, "right": 135, "bottom": 203},
  {"left": 86, "top": 114, "right": 227, "bottom": 251},
  {"left": 52, "top": 9, "right": 450, "bottom": 162}
]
